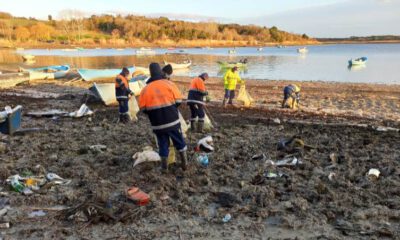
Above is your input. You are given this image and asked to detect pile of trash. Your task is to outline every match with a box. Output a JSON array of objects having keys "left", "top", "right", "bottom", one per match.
[{"left": 6, "top": 166, "right": 71, "bottom": 195}]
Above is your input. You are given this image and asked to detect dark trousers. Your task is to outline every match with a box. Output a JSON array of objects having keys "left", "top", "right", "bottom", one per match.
[
  {"left": 156, "top": 128, "right": 187, "bottom": 158},
  {"left": 189, "top": 103, "right": 205, "bottom": 121},
  {"left": 118, "top": 99, "right": 128, "bottom": 114},
  {"left": 224, "top": 89, "right": 235, "bottom": 104}
]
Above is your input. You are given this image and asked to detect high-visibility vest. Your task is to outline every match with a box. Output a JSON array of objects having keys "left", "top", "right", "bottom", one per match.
[
  {"left": 115, "top": 74, "right": 132, "bottom": 100},
  {"left": 187, "top": 77, "right": 206, "bottom": 105},
  {"left": 139, "top": 79, "right": 183, "bottom": 133}
]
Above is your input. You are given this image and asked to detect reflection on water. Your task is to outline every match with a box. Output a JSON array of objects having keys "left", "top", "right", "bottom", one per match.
[{"left": 1, "top": 44, "right": 400, "bottom": 84}]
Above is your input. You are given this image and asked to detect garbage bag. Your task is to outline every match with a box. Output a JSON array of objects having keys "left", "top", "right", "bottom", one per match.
[
  {"left": 68, "top": 104, "right": 93, "bottom": 118},
  {"left": 179, "top": 112, "right": 189, "bottom": 136},
  {"left": 188, "top": 113, "right": 213, "bottom": 131},
  {"left": 128, "top": 96, "right": 140, "bottom": 121},
  {"left": 154, "top": 136, "right": 176, "bottom": 165},
  {"left": 132, "top": 146, "right": 161, "bottom": 168},
  {"left": 237, "top": 85, "right": 254, "bottom": 107},
  {"left": 283, "top": 97, "right": 298, "bottom": 110}
]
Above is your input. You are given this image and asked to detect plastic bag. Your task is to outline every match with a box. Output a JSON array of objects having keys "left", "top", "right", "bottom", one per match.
[
  {"left": 284, "top": 97, "right": 298, "bottom": 110},
  {"left": 132, "top": 146, "right": 161, "bottom": 168},
  {"left": 128, "top": 96, "right": 140, "bottom": 121},
  {"left": 179, "top": 112, "right": 189, "bottom": 136},
  {"left": 237, "top": 85, "right": 254, "bottom": 107},
  {"left": 188, "top": 113, "right": 213, "bottom": 131}
]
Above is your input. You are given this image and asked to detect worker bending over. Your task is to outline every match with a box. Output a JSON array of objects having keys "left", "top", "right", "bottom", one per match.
[
  {"left": 187, "top": 73, "right": 209, "bottom": 132},
  {"left": 139, "top": 63, "right": 188, "bottom": 172},
  {"left": 115, "top": 67, "right": 133, "bottom": 123},
  {"left": 282, "top": 84, "right": 301, "bottom": 109}
]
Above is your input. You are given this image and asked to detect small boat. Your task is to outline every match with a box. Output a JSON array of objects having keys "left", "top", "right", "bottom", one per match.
[
  {"left": 136, "top": 47, "right": 156, "bottom": 55},
  {"left": 297, "top": 47, "right": 308, "bottom": 54},
  {"left": 62, "top": 48, "right": 78, "bottom": 52},
  {"left": 0, "top": 72, "right": 30, "bottom": 89},
  {"left": 228, "top": 49, "right": 236, "bottom": 54},
  {"left": 163, "top": 60, "right": 192, "bottom": 69},
  {"left": 116, "top": 48, "right": 124, "bottom": 51},
  {"left": 22, "top": 55, "right": 35, "bottom": 61},
  {"left": 217, "top": 59, "right": 248, "bottom": 69},
  {"left": 22, "top": 65, "right": 70, "bottom": 80},
  {"left": 77, "top": 66, "right": 135, "bottom": 81},
  {"left": 16, "top": 48, "right": 24, "bottom": 51},
  {"left": 90, "top": 80, "right": 146, "bottom": 106},
  {"left": 203, "top": 46, "right": 213, "bottom": 50},
  {"left": 348, "top": 57, "right": 368, "bottom": 66},
  {"left": 257, "top": 47, "right": 263, "bottom": 51},
  {"left": 75, "top": 47, "right": 84, "bottom": 51}
]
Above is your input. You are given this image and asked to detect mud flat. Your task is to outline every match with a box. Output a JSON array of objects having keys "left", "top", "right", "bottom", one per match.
[{"left": 0, "top": 78, "right": 399, "bottom": 239}]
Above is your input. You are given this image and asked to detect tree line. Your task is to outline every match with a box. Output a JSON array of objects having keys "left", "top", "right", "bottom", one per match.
[{"left": 0, "top": 11, "right": 313, "bottom": 45}]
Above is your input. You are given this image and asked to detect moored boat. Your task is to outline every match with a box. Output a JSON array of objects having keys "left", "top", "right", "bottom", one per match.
[
  {"left": 163, "top": 60, "right": 192, "bottom": 69},
  {"left": 228, "top": 49, "right": 236, "bottom": 54},
  {"left": 21, "top": 65, "right": 70, "bottom": 80},
  {"left": 136, "top": 47, "right": 156, "bottom": 55},
  {"left": 77, "top": 66, "right": 135, "bottom": 81},
  {"left": 297, "top": 47, "right": 308, "bottom": 54},
  {"left": 348, "top": 57, "right": 368, "bottom": 66},
  {"left": 22, "top": 55, "right": 35, "bottom": 61},
  {"left": 217, "top": 59, "right": 248, "bottom": 69}
]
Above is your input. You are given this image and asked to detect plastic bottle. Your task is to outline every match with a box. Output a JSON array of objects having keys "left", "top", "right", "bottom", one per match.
[
  {"left": 197, "top": 154, "right": 209, "bottom": 167},
  {"left": 10, "top": 176, "right": 25, "bottom": 193}
]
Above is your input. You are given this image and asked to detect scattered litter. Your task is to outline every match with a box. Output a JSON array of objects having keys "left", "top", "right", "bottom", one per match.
[
  {"left": 328, "top": 172, "right": 336, "bottom": 181},
  {"left": 126, "top": 187, "right": 150, "bottom": 206},
  {"left": 265, "top": 172, "right": 278, "bottom": 179},
  {"left": 89, "top": 144, "right": 107, "bottom": 153},
  {"left": 132, "top": 146, "right": 161, "bottom": 168},
  {"left": 195, "top": 136, "right": 214, "bottom": 153},
  {"left": 252, "top": 153, "right": 266, "bottom": 161},
  {"left": 28, "top": 210, "right": 47, "bottom": 218},
  {"left": 26, "top": 110, "right": 68, "bottom": 118},
  {"left": 329, "top": 153, "right": 337, "bottom": 164},
  {"left": 196, "top": 154, "right": 209, "bottom": 167},
  {"left": 6, "top": 170, "right": 71, "bottom": 195},
  {"left": 68, "top": 104, "right": 93, "bottom": 118},
  {"left": 367, "top": 168, "right": 380, "bottom": 179},
  {"left": 222, "top": 213, "right": 232, "bottom": 223},
  {"left": 160, "top": 194, "right": 170, "bottom": 201},
  {"left": 275, "top": 156, "right": 303, "bottom": 167},
  {"left": 0, "top": 105, "right": 22, "bottom": 135},
  {"left": 375, "top": 126, "right": 399, "bottom": 132},
  {"left": 273, "top": 118, "right": 281, "bottom": 124},
  {"left": 0, "top": 222, "right": 10, "bottom": 229},
  {"left": 277, "top": 136, "right": 305, "bottom": 154}
]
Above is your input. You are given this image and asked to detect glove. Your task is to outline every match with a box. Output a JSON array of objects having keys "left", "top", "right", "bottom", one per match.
[{"left": 204, "top": 91, "right": 209, "bottom": 96}]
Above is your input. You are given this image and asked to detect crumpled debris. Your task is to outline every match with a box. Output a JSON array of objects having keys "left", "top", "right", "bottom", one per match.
[
  {"left": 68, "top": 104, "right": 93, "bottom": 118},
  {"left": 28, "top": 210, "right": 47, "bottom": 218},
  {"left": 132, "top": 146, "right": 161, "bottom": 168},
  {"left": 6, "top": 168, "right": 71, "bottom": 195},
  {"left": 275, "top": 156, "right": 303, "bottom": 166},
  {"left": 195, "top": 136, "right": 214, "bottom": 153},
  {"left": 89, "top": 144, "right": 107, "bottom": 153}
]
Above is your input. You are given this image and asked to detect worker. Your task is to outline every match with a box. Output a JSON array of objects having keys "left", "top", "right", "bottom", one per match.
[
  {"left": 115, "top": 67, "right": 133, "bottom": 123},
  {"left": 187, "top": 73, "right": 209, "bottom": 132},
  {"left": 139, "top": 63, "right": 188, "bottom": 172},
  {"left": 162, "top": 64, "right": 173, "bottom": 80},
  {"left": 282, "top": 84, "right": 301, "bottom": 109},
  {"left": 223, "top": 66, "right": 243, "bottom": 107}
]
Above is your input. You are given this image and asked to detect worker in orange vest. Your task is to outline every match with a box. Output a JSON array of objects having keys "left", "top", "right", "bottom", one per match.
[
  {"left": 139, "top": 63, "right": 187, "bottom": 172},
  {"left": 187, "top": 73, "right": 209, "bottom": 132},
  {"left": 115, "top": 67, "right": 133, "bottom": 123}
]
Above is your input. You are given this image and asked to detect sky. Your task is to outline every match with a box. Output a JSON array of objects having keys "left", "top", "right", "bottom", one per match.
[{"left": 1, "top": 0, "right": 399, "bottom": 37}]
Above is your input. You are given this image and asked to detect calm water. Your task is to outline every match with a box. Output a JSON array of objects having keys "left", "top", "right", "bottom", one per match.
[{"left": 2, "top": 43, "right": 400, "bottom": 84}]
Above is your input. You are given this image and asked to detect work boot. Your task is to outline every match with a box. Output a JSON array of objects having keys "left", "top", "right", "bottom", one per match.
[
  {"left": 222, "top": 98, "right": 227, "bottom": 107},
  {"left": 197, "top": 121, "right": 204, "bottom": 133},
  {"left": 190, "top": 120, "right": 196, "bottom": 132},
  {"left": 119, "top": 114, "right": 124, "bottom": 123},
  {"left": 161, "top": 157, "right": 168, "bottom": 173},
  {"left": 178, "top": 151, "right": 188, "bottom": 171}
]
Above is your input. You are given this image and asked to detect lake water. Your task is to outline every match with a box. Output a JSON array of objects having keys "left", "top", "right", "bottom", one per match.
[{"left": 2, "top": 43, "right": 400, "bottom": 84}]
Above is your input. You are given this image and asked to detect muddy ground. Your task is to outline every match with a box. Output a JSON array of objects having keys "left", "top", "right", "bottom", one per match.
[{"left": 0, "top": 79, "right": 399, "bottom": 240}]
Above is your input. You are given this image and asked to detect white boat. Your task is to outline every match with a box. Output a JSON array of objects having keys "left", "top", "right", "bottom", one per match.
[
  {"left": 62, "top": 48, "right": 78, "bottom": 52},
  {"left": 22, "top": 55, "right": 35, "bottom": 61},
  {"left": 136, "top": 47, "right": 156, "bottom": 55},
  {"left": 163, "top": 60, "right": 192, "bottom": 69},
  {"left": 257, "top": 47, "right": 263, "bottom": 51},
  {"left": 90, "top": 81, "right": 146, "bottom": 106},
  {"left": 228, "top": 49, "right": 236, "bottom": 54},
  {"left": 348, "top": 57, "right": 368, "bottom": 66},
  {"left": 297, "top": 47, "right": 308, "bottom": 54},
  {"left": 20, "top": 65, "right": 71, "bottom": 80}
]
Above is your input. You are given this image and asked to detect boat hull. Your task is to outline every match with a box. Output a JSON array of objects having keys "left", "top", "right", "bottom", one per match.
[
  {"left": 163, "top": 61, "right": 192, "bottom": 69},
  {"left": 78, "top": 67, "right": 135, "bottom": 81},
  {"left": 90, "top": 81, "right": 146, "bottom": 105}
]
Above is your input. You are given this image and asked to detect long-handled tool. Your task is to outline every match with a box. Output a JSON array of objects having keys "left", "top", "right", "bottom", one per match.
[{"left": 204, "top": 104, "right": 218, "bottom": 129}]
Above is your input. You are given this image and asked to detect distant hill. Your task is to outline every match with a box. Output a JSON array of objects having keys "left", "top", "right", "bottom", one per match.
[
  {"left": 317, "top": 35, "right": 400, "bottom": 43},
  {"left": 0, "top": 11, "right": 317, "bottom": 47}
]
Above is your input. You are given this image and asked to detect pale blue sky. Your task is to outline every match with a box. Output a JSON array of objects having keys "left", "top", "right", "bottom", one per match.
[{"left": 2, "top": 0, "right": 399, "bottom": 37}]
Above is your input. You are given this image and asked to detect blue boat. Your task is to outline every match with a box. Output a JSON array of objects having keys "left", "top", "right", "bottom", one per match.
[
  {"left": 78, "top": 66, "right": 135, "bottom": 81},
  {"left": 24, "top": 65, "right": 70, "bottom": 79},
  {"left": 348, "top": 57, "right": 368, "bottom": 66}
]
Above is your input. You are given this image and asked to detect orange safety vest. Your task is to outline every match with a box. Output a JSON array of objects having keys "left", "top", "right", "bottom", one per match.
[
  {"left": 187, "top": 77, "right": 207, "bottom": 105},
  {"left": 139, "top": 79, "right": 183, "bottom": 132},
  {"left": 115, "top": 74, "right": 131, "bottom": 100}
]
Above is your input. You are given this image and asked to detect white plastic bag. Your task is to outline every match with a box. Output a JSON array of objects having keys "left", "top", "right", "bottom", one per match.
[
  {"left": 132, "top": 146, "right": 161, "bottom": 168},
  {"left": 128, "top": 96, "right": 140, "bottom": 121}
]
